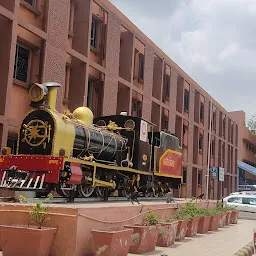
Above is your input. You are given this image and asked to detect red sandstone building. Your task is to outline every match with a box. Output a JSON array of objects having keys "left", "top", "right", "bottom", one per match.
[
  {"left": 230, "top": 111, "right": 256, "bottom": 189},
  {"left": 0, "top": 0, "right": 239, "bottom": 199}
]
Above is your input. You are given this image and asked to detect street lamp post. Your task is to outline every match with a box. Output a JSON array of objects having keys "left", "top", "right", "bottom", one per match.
[{"left": 206, "top": 98, "right": 213, "bottom": 200}]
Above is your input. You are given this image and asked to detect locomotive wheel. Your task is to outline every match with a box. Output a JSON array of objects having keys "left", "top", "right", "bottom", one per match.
[
  {"left": 121, "top": 188, "right": 132, "bottom": 198},
  {"left": 56, "top": 185, "right": 70, "bottom": 198},
  {"left": 95, "top": 186, "right": 112, "bottom": 198},
  {"left": 95, "top": 186, "right": 105, "bottom": 198},
  {"left": 78, "top": 184, "right": 94, "bottom": 198},
  {"left": 56, "top": 185, "right": 78, "bottom": 198}
]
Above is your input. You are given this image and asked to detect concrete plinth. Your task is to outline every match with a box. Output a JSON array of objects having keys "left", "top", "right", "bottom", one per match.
[{"left": 0, "top": 200, "right": 217, "bottom": 256}]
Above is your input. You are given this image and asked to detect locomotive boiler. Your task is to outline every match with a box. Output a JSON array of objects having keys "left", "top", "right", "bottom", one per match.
[{"left": 0, "top": 82, "right": 183, "bottom": 201}]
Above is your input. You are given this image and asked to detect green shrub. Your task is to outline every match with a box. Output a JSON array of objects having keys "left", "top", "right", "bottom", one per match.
[
  {"left": 142, "top": 207, "right": 159, "bottom": 226},
  {"left": 19, "top": 193, "right": 53, "bottom": 229}
]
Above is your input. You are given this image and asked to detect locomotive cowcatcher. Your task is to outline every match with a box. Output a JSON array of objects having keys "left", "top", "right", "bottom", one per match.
[{"left": 0, "top": 82, "right": 183, "bottom": 201}]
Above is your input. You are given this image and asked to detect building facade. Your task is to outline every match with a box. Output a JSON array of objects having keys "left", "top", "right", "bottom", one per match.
[
  {"left": 229, "top": 111, "right": 256, "bottom": 189},
  {"left": 0, "top": 0, "right": 238, "bottom": 199}
]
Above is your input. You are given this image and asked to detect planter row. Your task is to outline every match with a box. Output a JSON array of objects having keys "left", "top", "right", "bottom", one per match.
[{"left": 91, "top": 210, "right": 239, "bottom": 256}]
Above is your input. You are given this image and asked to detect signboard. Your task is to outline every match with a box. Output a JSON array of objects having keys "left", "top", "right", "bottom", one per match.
[
  {"left": 140, "top": 120, "right": 148, "bottom": 142},
  {"left": 159, "top": 149, "right": 182, "bottom": 177},
  {"left": 219, "top": 167, "right": 225, "bottom": 182},
  {"left": 211, "top": 166, "right": 218, "bottom": 179}
]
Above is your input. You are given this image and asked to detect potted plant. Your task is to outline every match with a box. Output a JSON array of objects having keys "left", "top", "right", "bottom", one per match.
[
  {"left": 0, "top": 193, "right": 57, "bottom": 256},
  {"left": 221, "top": 204, "right": 233, "bottom": 226},
  {"left": 180, "top": 199, "right": 200, "bottom": 237},
  {"left": 197, "top": 208, "right": 212, "bottom": 234},
  {"left": 124, "top": 208, "right": 159, "bottom": 254},
  {"left": 230, "top": 206, "right": 239, "bottom": 224},
  {"left": 91, "top": 227, "right": 134, "bottom": 256},
  {"left": 208, "top": 208, "right": 221, "bottom": 231},
  {"left": 169, "top": 211, "right": 190, "bottom": 242},
  {"left": 156, "top": 217, "right": 179, "bottom": 247},
  {"left": 216, "top": 201, "right": 226, "bottom": 228}
]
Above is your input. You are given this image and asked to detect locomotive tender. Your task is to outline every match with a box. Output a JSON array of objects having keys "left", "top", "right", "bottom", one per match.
[{"left": 0, "top": 82, "right": 183, "bottom": 201}]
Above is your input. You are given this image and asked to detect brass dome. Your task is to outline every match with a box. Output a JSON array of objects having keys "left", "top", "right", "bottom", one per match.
[{"left": 73, "top": 107, "right": 94, "bottom": 126}]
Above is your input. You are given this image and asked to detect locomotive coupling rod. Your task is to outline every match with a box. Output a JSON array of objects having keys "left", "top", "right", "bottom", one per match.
[{"left": 87, "top": 177, "right": 116, "bottom": 189}]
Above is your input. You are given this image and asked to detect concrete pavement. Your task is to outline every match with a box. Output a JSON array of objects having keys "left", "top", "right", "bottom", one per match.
[{"left": 128, "top": 219, "right": 255, "bottom": 256}]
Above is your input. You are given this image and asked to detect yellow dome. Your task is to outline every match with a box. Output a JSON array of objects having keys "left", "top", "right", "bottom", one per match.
[{"left": 73, "top": 107, "right": 94, "bottom": 126}]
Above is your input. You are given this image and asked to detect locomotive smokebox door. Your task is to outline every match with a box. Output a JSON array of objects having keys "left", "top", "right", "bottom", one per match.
[{"left": 94, "top": 115, "right": 154, "bottom": 173}]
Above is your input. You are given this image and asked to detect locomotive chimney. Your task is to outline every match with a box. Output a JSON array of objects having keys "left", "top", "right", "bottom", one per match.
[{"left": 43, "top": 82, "right": 61, "bottom": 110}]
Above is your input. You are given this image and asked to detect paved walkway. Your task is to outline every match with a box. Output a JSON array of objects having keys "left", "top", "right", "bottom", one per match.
[{"left": 128, "top": 219, "right": 255, "bottom": 256}]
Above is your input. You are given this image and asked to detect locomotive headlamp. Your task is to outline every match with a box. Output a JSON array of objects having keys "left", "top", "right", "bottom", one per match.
[{"left": 29, "top": 83, "right": 48, "bottom": 103}]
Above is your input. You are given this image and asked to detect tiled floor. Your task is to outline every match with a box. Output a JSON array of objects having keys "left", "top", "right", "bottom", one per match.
[{"left": 128, "top": 219, "right": 255, "bottom": 256}]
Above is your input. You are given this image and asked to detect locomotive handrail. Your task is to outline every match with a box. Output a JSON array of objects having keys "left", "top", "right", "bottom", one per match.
[{"left": 78, "top": 205, "right": 179, "bottom": 224}]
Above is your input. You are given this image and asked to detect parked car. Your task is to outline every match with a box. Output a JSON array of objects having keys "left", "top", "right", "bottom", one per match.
[{"left": 223, "top": 194, "right": 256, "bottom": 213}]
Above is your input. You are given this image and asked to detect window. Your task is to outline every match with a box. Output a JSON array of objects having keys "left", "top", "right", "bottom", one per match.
[
  {"left": 200, "top": 102, "right": 204, "bottom": 121},
  {"left": 182, "top": 168, "right": 187, "bottom": 184},
  {"left": 243, "top": 197, "right": 256, "bottom": 205},
  {"left": 7, "top": 138, "right": 17, "bottom": 154},
  {"left": 91, "top": 19, "right": 97, "bottom": 48},
  {"left": 132, "top": 99, "right": 142, "bottom": 117},
  {"left": 211, "top": 139, "right": 215, "bottom": 157},
  {"left": 163, "top": 119, "right": 169, "bottom": 131},
  {"left": 199, "top": 134, "right": 203, "bottom": 151},
  {"left": 138, "top": 53, "right": 144, "bottom": 82},
  {"left": 165, "top": 75, "right": 170, "bottom": 100},
  {"left": 222, "top": 117, "right": 226, "bottom": 138},
  {"left": 184, "top": 89, "right": 189, "bottom": 111},
  {"left": 222, "top": 143, "right": 225, "bottom": 161},
  {"left": 231, "top": 122, "right": 234, "bottom": 143},
  {"left": 212, "top": 109, "right": 216, "bottom": 129},
  {"left": 13, "top": 43, "right": 30, "bottom": 83},
  {"left": 198, "top": 171, "right": 202, "bottom": 185},
  {"left": 227, "top": 197, "right": 242, "bottom": 203},
  {"left": 87, "top": 79, "right": 103, "bottom": 117},
  {"left": 24, "top": 0, "right": 35, "bottom": 6}
]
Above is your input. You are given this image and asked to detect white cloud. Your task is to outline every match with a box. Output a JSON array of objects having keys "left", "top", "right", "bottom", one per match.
[
  {"left": 109, "top": 0, "right": 256, "bottom": 117},
  {"left": 218, "top": 43, "right": 239, "bottom": 61}
]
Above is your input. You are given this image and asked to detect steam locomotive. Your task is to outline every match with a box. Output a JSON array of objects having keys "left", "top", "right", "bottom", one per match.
[{"left": 0, "top": 82, "right": 183, "bottom": 201}]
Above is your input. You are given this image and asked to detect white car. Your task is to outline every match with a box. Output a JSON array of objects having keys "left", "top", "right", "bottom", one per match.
[{"left": 223, "top": 194, "right": 256, "bottom": 213}]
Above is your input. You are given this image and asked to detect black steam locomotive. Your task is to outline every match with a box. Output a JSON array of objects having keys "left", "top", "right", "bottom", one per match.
[{"left": 0, "top": 82, "right": 182, "bottom": 201}]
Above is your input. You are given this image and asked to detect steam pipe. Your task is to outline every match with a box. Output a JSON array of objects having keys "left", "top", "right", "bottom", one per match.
[{"left": 43, "top": 82, "right": 61, "bottom": 110}]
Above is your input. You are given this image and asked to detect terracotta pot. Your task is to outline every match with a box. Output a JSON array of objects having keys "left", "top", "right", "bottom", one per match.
[
  {"left": 225, "top": 211, "right": 232, "bottom": 225},
  {"left": 230, "top": 210, "right": 239, "bottom": 224},
  {"left": 218, "top": 213, "right": 226, "bottom": 228},
  {"left": 198, "top": 216, "right": 211, "bottom": 234},
  {"left": 175, "top": 219, "right": 188, "bottom": 241},
  {"left": 0, "top": 225, "right": 57, "bottom": 256},
  {"left": 156, "top": 221, "right": 178, "bottom": 247},
  {"left": 208, "top": 214, "right": 220, "bottom": 231},
  {"left": 186, "top": 217, "right": 200, "bottom": 237},
  {"left": 91, "top": 227, "right": 133, "bottom": 256},
  {"left": 124, "top": 224, "right": 159, "bottom": 254}
]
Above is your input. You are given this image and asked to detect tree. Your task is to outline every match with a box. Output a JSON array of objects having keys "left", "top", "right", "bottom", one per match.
[{"left": 248, "top": 114, "right": 256, "bottom": 136}]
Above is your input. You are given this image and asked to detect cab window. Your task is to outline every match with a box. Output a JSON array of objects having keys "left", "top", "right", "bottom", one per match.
[
  {"left": 227, "top": 197, "right": 242, "bottom": 203},
  {"left": 242, "top": 197, "right": 256, "bottom": 205}
]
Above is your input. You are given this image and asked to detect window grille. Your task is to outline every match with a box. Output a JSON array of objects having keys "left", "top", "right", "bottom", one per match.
[
  {"left": 13, "top": 44, "right": 30, "bottom": 83},
  {"left": 91, "top": 20, "right": 97, "bottom": 48},
  {"left": 24, "top": 0, "right": 34, "bottom": 6},
  {"left": 184, "top": 89, "right": 189, "bottom": 111}
]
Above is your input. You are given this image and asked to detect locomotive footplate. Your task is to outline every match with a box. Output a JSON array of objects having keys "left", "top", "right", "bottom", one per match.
[{"left": 0, "top": 155, "right": 64, "bottom": 191}]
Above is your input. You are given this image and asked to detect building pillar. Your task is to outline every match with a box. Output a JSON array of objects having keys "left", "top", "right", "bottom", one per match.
[
  {"left": 42, "top": 0, "right": 70, "bottom": 113},
  {"left": 102, "top": 13, "right": 120, "bottom": 115}
]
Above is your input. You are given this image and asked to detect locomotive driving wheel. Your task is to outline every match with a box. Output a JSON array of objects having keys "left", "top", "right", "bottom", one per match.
[{"left": 78, "top": 184, "right": 94, "bottom": 198}]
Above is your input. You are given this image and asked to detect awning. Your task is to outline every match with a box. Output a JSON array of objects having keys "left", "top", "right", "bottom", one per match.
[{"left": 238, "top": 160, "right": 256, "bottom": 176}]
